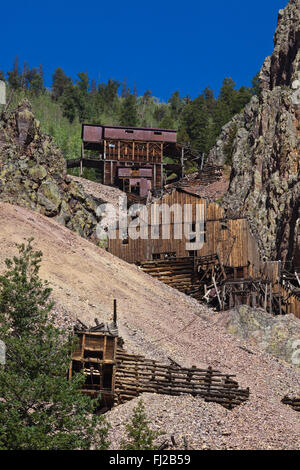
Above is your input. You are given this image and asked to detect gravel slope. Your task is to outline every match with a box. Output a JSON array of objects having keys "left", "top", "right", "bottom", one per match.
[
  {"left": 70, "top": 175, "right": 125, "bottom": 213},
  {"left": 0, "top": 201, "right": 299, "bottom": 450}
]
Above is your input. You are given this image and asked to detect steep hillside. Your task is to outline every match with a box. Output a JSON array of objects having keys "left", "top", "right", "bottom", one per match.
[
  {"left": 0, "top": 201, "right": 204, "bottom": 359},
  {"left": 209, "top": 0, "right": 300, "bottom": 265},
  {"left": 0, "top": 201, "right": 299, "bottom": 450}
]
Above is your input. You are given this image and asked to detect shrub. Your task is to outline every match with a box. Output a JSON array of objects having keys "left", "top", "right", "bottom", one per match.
[
  {"left": 0, "top": 238, "right": 110, "bottom": 450},
  {"left": 121, "top": 399, "right": 161, "bottom": 450}
]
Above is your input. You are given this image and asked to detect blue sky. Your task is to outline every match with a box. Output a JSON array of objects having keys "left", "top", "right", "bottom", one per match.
[{"left": 1, "top": 0, "right": 287, "bottom": 101}]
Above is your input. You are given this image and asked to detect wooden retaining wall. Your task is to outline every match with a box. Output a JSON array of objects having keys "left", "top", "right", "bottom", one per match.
[
  {"left": 282, "top": 396, "right": 300, "bottom": 412},
  {"left": 139, "top": 256, "right": 211, "bottom": 294},
  {"left": 115, "top": 348, "right": 250, "bottom": 410}
]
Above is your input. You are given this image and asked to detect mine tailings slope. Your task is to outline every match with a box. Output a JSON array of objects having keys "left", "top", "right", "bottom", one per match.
[{"left": 0, "top": 201, "right": 299, "bottom": 450}]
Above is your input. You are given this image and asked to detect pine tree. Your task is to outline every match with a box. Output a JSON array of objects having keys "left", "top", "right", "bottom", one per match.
[
  {"left": 212, "top": 78, "right": 236, "bottom": 138},
  {"left": 121, "top": 77, "right": 129, "bottom": 98},
  {"left": 52, "top": 67, "right": 71, "bottom": 100},
  {"left": 91, "top": 79, "right": 97, "bottom": 95},
  {"left": 142, "top": 90, "right": 152, "bottom": 105},
  {"left": 76, "top": 72, "right": 89, "bottom": 95},
  {"left": 119, "top": 94, "right": 138, "bottom": 126},
  {"left": 75, "top": 72, "right": 91, "bottom": 122},
  {"left": 168, "top": 90, "right": 183, "bottom": 120},
  {"left": 62, "top": 83, "right": 78, "bottom": 123},
  {"left": 104, "top": 79, "right": 120, "bottom": 107},
  {"left": 203, "top": 86, "right": 216, "bottom": 115},
  {"left": 251, "top": 72, "right": 260, "bottom": 96},
  {"left": 179, "top": 94, "right": 209, "bottom": 152},
  {"left": 7, "top": 56, "right": 22, "bottom": 90},
  {"left": 0, "top": 239, "right": 110, "bottom": 450},
  {"left": 22, "top": 61, "right": 29, "bottom": 89},
  {"left": 27, "top": 68, "right": 44, "bottom": 96},
  {"left": 218, "top": 77, "right": 237, "bottom": 111},
  {"left": 39, "top": 64, "right": 44, "bottom": 84},
  {"left": 159, "top": 112, "right": 176, "bottom": 130},
  {"left": 120, "top": 400, "right": 160, "bottom": 450},
  {"left": 153, "top": 104, "right": 167, "bottom": 124},
  {"left": 233, "top": 85, "right": 253, "bottom": 113}
]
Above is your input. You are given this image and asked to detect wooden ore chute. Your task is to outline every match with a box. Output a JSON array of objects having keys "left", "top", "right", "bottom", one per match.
[{"left": 68, "top": 317, "right": 119, "bottom": 412}]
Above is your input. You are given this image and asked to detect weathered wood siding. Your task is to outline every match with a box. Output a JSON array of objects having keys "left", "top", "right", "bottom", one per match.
[{"left": 108, "top": 189, "right": 262, "bottom": 274}]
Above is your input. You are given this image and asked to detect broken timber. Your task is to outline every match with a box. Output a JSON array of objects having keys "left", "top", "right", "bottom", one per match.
[
  {"left": 115, "top": 348, "right": 250, "bottom": 410},
  {"left": 220, "top": 278, "right": 274, "bottom": 311},
  {"left": 139, "top": 256, "right": 300, "bottom": 317},
  {"left": 281, "top": 396, "right": 300, "bottom": 412}
]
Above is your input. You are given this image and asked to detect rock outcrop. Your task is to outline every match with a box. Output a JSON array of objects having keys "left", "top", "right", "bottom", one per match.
[
  {"left": 220, "top": 305, "right": 300, "bottom": 367},
  {"left": 0, "top": 99, "right": 103, "bottom": 239},
  {"left": 209, "top": 0, "right": 300, "bottom": 265}
]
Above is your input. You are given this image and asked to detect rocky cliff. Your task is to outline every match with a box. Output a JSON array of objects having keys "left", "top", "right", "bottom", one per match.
[
  {"left": 220, "top": 305, "right": 300, "bottom": 367},
  {"left": 209, "top": 0, "right": 300, "bottom": 265},
  {"left": 0, "top": 99, "right": 103, "bottom": 239}
]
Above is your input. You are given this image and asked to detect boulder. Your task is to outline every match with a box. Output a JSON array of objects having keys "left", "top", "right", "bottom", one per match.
[{"left": 221, "top": 305, "right": 300, "bottom": 367}]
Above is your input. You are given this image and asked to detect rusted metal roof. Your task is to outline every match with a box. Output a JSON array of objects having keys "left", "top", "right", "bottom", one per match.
[
  {"left": 82, "top": 124, "right": 177, "bottom": 143},
  {"left": 118, "top": 167, "right": 152, "bottom": 178}
]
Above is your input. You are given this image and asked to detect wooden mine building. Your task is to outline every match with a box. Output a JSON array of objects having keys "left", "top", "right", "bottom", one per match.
[
  {"left": 67, "top": 124, "right": 186, "bottom": 198},
  {"left": 107, "top": 187, "right": 300, "bottom": 319},
  {"left": 108, "top": 187, "right": 262, "bottom": 275}
]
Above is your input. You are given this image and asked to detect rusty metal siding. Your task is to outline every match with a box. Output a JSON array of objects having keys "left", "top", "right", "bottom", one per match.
[
  {"left": 118, "top": 167, "right": 153, "bottom": 178},
  {"left": 140, "top": 178, "right": 151, "bottom": 197},
  {"left": 80, "top": 124, "right": 176, "bottom": 143},
  {"left": 118, "top": 167, "right": 152, "bottom": 178},
  {"left": 104, "top": 127, "right": 176, "bottom": 143},
  {"left": 82, "top": 125, "right": 103, "bottom": 142},
  {"left": 139, "top": 168, "right": 152, "bottom": 177},
  {"left": 118, "top": 168, "right": 131, "bottom": 177}
]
